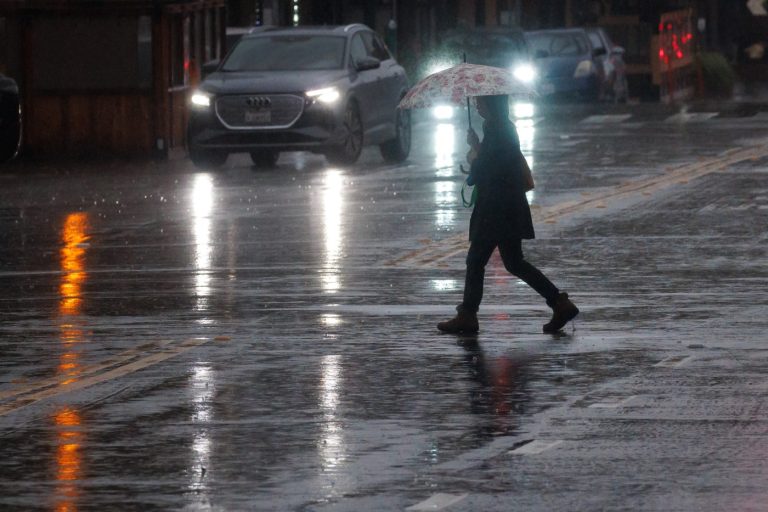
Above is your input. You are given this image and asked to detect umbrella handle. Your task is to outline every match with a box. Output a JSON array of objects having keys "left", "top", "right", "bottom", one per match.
[{"left": 466, "top": 97, "right": 471, "bottom": 129}]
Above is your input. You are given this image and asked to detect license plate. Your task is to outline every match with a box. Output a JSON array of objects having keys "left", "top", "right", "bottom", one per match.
[{"left": 244, "top": 109, "right": 271, "bottom": 124}]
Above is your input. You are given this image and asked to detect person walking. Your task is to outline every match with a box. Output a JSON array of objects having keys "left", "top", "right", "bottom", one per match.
[{"left": 437, "top": 94, "right": 578, "bottom": 334}]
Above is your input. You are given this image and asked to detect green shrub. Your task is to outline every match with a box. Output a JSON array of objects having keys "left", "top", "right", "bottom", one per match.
[{"left": 696, "top": 52, "right": 737, "bottom": 97}]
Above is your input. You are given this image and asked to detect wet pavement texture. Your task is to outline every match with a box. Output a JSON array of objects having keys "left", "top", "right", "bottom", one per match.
[{"left": 1, "top": 102, "right": 767, "bottom": 511}]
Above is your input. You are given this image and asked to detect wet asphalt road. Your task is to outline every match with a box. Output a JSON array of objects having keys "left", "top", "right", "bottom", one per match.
[{"left": 1, "top": 101, "right": 768, "bottom": 511}]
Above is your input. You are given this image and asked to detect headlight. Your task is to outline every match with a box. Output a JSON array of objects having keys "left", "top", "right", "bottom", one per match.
[
  {"left": 426, "top": 61, "right": 452, "bottom": 76},
  {"left": 190, "top": 91, "right": 212, "bottom": 108},
  {"left": 573, "top": 60, "right": 595, "bottom": 78},
  {"left": 306, "top": 87, "right": 341, "bottom": 104},
  {"left": 432, "top": 105, "right": 454, "bottom": 120},
  {"left": 513, "top": 64, "right": 537, "bottom": 83}
]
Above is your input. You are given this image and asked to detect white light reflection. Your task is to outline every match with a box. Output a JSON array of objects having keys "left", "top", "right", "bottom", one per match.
[
  {"left": 188, "top": 364, "right": 215, "bottom": 494},
  {"left": 513, "top": 102, "right": 536, "bottom": 119},
  {"left": 433, "top": 123, "right": 455, "bottom": 173},
  {"left": 191, "top": 174, "right": 215, "bottom": 313},
  {"left": 432, "top": 105, "right": 455, "bottom": 120},
  {"left": 516, "top": 119, "right": 537, "bottom": 203},
  {"left": 431, "top": 279, "right": 458, "bottom": 291},
  {"left": 319, "top": 355, "right": 345, "bottom": 473},
  {"left": 320, "top": 313, "right": 342, "bottom": 327},
  {"left": 434, "top": 180, "right": 456, "bottom": 230},
  {"left": 321, "top": 170, "right": 344, "bottom": 293}
]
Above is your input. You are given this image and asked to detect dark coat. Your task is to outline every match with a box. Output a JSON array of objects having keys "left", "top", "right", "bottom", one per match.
[{"left": 466, "top": 119, "right": 535, "bottom": 241}]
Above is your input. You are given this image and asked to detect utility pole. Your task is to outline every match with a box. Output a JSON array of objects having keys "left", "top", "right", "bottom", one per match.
[{"left": 386, "top": 0, "right": 398, "bottom": 57}]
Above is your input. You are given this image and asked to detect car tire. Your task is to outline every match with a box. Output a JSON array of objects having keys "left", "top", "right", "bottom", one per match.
[
  {"left": 0, "top": 100, "right": 21, "bottom": 164},
  {"left": 189, "top": 146, "right": 228, "bottom": 169},
  {"left": 326, "top": 102, "right": 363, "bottom": 166},
  {"left": 379, "top": 108, "right": 411, "bottom": 163},
  {"left": 615, "top": 76, "right": 629, "bottom": 103},
  {"left": 250, "top": 150, "right": 279, "bottom": 169}
]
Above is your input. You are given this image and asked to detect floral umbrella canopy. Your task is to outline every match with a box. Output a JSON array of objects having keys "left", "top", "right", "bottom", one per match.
[{"left": 398, "top": 62, "right": 536, "bottom": 111}]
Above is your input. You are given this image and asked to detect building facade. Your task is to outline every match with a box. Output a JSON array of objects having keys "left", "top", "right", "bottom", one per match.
[{"left": 0, "top": 0, "right": 227, "bottom": 158}]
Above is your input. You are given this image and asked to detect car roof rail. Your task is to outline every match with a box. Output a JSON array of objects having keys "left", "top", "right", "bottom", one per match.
[
  {"left": 248, "top": 25, "right": 284, "bottom": 34},
  {"left": 343, "top": 23, "right": 368, "bottom": 33}
]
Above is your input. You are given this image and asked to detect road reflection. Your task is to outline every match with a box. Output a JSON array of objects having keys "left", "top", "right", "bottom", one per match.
[
  {"left": 434, "top": 179, "right": 456, "bottom": 230},
  {"left": 188, "top": 363, "right": 215, "bottom": 495},
  {"left": 188, "top": 175, "right": 218, "bottom": 502},
  {"left": 514, "top": 102, "right": 537, "bottom": 203},
  {"left": 461, "top": 341, "right": 532, "bottom": 439},
  {"left": 321, "top": 169, "right": 344, "bottom": 294},
  {"left": 191, "top": 174, "right": 215, "bottom": 317},
  {"left": 433, "top": 122, "right": 455, "bottom": 173},
  {"left": 55, "top": 212, "right": 90, "bottom": 512},
  {"left": 433, "top": 123, "right": 458, "bottom": 230},
  {"left": 319, "top": 354, "right": 345, "bottom": 481}
]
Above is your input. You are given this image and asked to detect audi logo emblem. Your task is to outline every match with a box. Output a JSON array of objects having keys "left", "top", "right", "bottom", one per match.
[{"left": 246, "top": 96, "right": 271, "bottom": 108}]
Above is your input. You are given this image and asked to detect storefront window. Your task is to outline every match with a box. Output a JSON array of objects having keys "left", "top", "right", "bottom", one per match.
[
  {"left": 31, "top": 17, "right": 149, "bottom": 90},
  {"left": 138, "top": 16, "right": 152, "bottom": 89}
]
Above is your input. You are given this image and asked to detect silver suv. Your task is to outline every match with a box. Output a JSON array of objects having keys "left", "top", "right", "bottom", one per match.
[{"left": 187, "top": 24, "right": 411, "bottom": 169}]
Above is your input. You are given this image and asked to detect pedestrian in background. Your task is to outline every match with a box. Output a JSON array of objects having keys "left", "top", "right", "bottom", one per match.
[{"left": 437, "top": 94, "right": 578, "bottom": 334}]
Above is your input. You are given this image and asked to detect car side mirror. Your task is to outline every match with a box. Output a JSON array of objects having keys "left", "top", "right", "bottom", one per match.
[
  {"left": 534, "top": 49, "right": 549, "bottom": 59},
  {"left": 592, "top": 47, "right": 607, "bottom": 57},
  {"left": 355, "top": 56, "right": 381, "bottom": 72},
  {"left": 611, "top": 45, "right": 626, "bottom": 56},
  {"left": 202, "top": 60, "right": 221, "bottom": 76}
]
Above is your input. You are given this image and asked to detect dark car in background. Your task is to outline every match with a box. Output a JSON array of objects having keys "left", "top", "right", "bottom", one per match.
[
  {"left": 0, "top": 73, "right": 21, "bottom": 163},
  {"left": 423, "top": 27, "right": 535, "bottom": 84},
  {"left": 421, "top": 27, "right": 535, "bottom": 119},
  {"left": 187, "top": 24, "right": 411, "bottom": 169},
  {"left": 525, "top": 27, "right": 627, "bottom": 102}
]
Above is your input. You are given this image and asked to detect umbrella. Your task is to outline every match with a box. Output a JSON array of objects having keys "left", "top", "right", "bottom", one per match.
[{"left": 397, "top": 62, "right": 536, "bottom": 127}]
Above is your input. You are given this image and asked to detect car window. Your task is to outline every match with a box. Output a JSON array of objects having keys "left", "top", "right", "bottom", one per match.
[
  {"left": 526, "top": 32, "right": 588, "bottom": 57},
  {"left": 370, "top": 33, "right": 391, "bottom": 61},
  {"left": 588, "top": 31, "right": 605, "bottom": 50},
  {"left": 222, "top": 35, "right": 346, "bottom": 71},
  {"left": 349, "top": 34, "right": 368, "bottom": 65}
]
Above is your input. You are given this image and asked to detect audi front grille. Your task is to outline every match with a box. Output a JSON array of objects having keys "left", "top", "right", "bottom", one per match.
[{"left": 215, "top": 94, "right": 305, "bottom": 129}]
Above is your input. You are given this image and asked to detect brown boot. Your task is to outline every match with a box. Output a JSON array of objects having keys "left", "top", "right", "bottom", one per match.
[
  {"left": 437, "top": 310, "right": 479, "bottom": 334},
  {"left": 543, "top": 293, "right": 579, "bottom": 333}
]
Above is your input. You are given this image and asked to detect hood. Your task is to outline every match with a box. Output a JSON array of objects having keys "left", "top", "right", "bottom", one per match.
[
  {"left": 534, "top": 55, "right": 588, "bottom": 79},
  {"left": 200, "top": 69, "right": 348, "bottom": 95},
  {"left": 0, "top": 75, "right": 18, "bottom": 95}
]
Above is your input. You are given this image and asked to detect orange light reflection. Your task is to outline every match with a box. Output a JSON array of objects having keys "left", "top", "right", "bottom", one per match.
[{"left": 55, "top": 213, "right": 90, "bottom": 512}]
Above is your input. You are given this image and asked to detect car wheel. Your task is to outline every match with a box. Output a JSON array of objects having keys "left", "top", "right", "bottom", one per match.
[
  {"left": 326, "top": 102, "right": 363, "bottom": 165},
  {"left": 189, "top": 146, "right": 227, "bottom": 169},
  {"left": 615, "top": 76, "right": 629, "bottom": 103},
  {"left": 250, "top": 150, "right": 279, "bottom": 169},
  {"left": 379, "top": 108, "right": 411, "bottom": 163},
  {"left": 0, "top": 102, "right": 21, "bottom": 163}
]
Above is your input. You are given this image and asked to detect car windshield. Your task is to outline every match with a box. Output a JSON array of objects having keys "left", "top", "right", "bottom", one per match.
[
  {"left": 222, "top": 35, "right": 346, "bottom": 71},
  {"left": 526, "top": 32, "right": 589, "bottom": 57},
  {"left": 442, "top": 31, "right": 527, "bottom": 66}
]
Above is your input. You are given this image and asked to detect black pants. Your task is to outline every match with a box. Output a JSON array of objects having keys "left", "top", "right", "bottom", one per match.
[{"left": 460, "top": 238, "right": 559, "bottom": 313}]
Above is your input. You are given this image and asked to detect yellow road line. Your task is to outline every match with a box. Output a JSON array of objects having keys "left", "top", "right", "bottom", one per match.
[
  {"left": 0, "top": 338, "right": 209, "bottom": 416},
  {"left": 386, "top": 139, "right": 768, "bottom": 268}
]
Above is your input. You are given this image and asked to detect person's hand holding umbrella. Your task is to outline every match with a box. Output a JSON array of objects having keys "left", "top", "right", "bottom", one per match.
[
  {"left": 397, "top": 62, "right": 534, "bottom": 173},
  {"left": 466, "top": 125, "right": 480, "bottom": 165}
]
